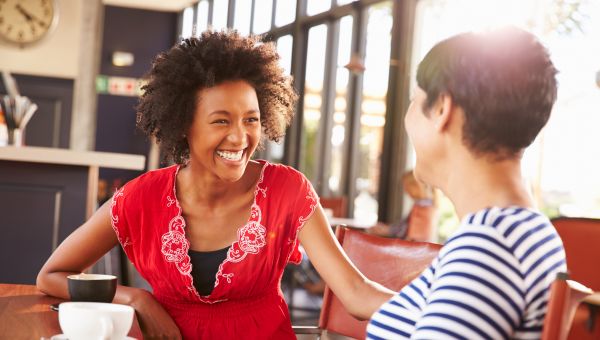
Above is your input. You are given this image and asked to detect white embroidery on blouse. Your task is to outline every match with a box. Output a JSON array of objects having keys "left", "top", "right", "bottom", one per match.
[
  {"left": 285, "top": 183, "right": 318, "bottom": 264},
  {"left": 161, "top": 162, "right": 269, "bottom": 303},
  {"left": 110, "top": 187, "right": 132, "bottom": 248},
  {"left": 214, "top": 166, "right": 268, "bottom": 288},
  {"left": 160, "top": 215, "right": 192, "bottom": 275}
]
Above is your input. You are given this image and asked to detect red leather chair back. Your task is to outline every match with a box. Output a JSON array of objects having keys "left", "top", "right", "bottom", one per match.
[
  {"left": 319, "top": 227, "right": 442, "bottom": 339},
  {"left": 541, "top": 273, "right": 592, "bottom": 340},
  {"left": 551, "top": 217, "right": 600, "bottom": 340},
  {"left": 551, "top": 217, "right": 600, "bottom": 291},
  {"left": 320, "top": 197, "right": 348, "bottom": 218}
]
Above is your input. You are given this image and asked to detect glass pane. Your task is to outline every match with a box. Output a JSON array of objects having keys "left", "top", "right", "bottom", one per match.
[
  {"left": 327, "top": 15, "right": 353, "bottom": 195},
  {"left": 275, "top": 0, "right": 296, "bottom": 27},
  {"left": 196, "top": 0, "right": 209, "bottom": 33},
  {"left": 253, "top": 0, "right": 273, "bottom": 34},
  {"left": 525, "top": 3, "right": 600, "bottom": 219},
  {"left": 307, "top": 0, "right": 331, "bottom": 16},
  {"left": 181, "top": 7, "right": 194, "bottom": 38},
  {"left": 264, "top": 141, "right": 285, "bottom": 163},
  {"left": 300, "top": 24, "right": 328, "bottom": 183},
  {"left": 233, "top": 0, "right": 252, "bottom": 35},
  {"left": 276, "top": 35, "right": 293, "bottom": 75},
  {"left": 353, "top": 1, "right": 393, "bottom": 224},
  {"left": 212, "top": 0, "right": 229, "bottom": 31},
  {"left": 336, "top": 0, "right": 355, "bottom": 5}
]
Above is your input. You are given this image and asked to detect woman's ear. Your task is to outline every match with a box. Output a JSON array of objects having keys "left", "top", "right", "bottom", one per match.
[{"left": 433, "top": 92, "right": 454, "bottom": 132}]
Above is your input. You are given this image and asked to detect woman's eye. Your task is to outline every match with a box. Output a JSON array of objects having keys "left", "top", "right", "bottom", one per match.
[
  {"left": 246, "top": 117, "right": 260, "bottom": 123},
  {"left": 212, "top": 119, "right": 228, "bottom": 124}
]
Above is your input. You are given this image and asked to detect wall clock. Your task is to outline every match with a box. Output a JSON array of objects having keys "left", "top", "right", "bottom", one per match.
[{"left": 0, "top": 0, "right": 58, "bottom": 46}]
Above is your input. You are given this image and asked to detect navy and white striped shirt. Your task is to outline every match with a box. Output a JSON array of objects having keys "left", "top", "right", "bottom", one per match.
[{"left": 367, "top": 207, "right": 566, "bottom": 339}]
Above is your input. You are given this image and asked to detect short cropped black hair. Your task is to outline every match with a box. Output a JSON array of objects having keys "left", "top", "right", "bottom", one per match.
[
  {"left": 136, "top": 30, "right": 298, "bottom": 164},
  {"left": 416, "top": 27, "right": 558, "bottom": 158}
]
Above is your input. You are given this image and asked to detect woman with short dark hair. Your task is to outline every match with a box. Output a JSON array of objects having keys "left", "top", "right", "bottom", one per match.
[{"left": 367, "top": 27, "right": 566, "bottom": 339}]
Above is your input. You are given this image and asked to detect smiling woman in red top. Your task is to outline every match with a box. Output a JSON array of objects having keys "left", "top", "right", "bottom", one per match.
[{"left": 36, "top": 30, "right": 393, "bottom": 339}]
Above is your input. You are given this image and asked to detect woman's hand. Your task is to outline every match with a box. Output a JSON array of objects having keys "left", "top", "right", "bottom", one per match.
[{"left": 129, "top": 289, "right": 182, "bottom": 340}]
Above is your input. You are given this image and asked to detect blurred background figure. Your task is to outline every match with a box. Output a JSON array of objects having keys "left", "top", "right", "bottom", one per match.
[{"left": 369, "top": 169, "right": 439, "bottom": 242}]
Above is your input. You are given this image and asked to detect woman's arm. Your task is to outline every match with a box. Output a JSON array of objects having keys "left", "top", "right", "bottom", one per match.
[
  {"left": 298, "top": 205, "right": 394, "bottom": 320},
  {"left": 36, "top": 201, "right": 121, "bottom": 299},
  {"left": 36, "top": 201, "right": 182, "bottom": 339}
]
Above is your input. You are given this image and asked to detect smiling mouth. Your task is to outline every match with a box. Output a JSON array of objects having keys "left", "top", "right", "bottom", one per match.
[{"left": 216, "top": 149, "right": 244, "bottom": 161}]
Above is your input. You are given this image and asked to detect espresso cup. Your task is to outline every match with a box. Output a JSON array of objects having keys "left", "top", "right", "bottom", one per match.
[
  {"left": 67, "top": 273, "right": 117, "bottom": 302},
  {"left": 58, "top": 302, "right": 134, "bottom": 340}
]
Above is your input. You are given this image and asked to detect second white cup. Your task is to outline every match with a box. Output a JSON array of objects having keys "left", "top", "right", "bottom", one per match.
[{"left": 58, "top": 302, "right": 134, "bottom": 340}]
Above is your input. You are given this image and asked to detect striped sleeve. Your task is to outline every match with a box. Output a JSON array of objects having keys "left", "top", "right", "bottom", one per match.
[{"left": 367, "top": 264, "right": 436, "bottom": 339}]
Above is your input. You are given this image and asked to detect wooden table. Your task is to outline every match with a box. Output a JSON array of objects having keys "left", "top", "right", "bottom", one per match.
[{"left": 0, "top": 284, "right": 143, "bottom": 339}]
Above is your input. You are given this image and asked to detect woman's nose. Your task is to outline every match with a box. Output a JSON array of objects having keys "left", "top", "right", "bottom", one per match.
[{"left": 227, "top": 123, "right": 247, "bottom": 145}]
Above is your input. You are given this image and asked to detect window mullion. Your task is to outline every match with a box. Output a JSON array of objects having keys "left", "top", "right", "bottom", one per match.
[
  {"left": 318, "top": 20, "right": 341, "bottom": 197},
  {"left": 207, "top": 0, "right": 214, "bottom": 27},
  {"left": 343, "top": 3, "right": 367, "bottom": 218},
  {"left": 283, "top": 0, "right": 308, "bottom": 168},
  {"left": 227, "top": 0, "right": 235, "bottom": 28}
]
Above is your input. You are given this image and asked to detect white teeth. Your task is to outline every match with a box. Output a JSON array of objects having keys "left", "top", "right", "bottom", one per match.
[{"left": 216, "top": 150, "right": 243, "bottom": 161}]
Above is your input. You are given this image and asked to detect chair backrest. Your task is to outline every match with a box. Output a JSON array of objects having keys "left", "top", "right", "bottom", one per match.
[
  {"left": 319, "top": 226, "right": 442, "bottom": 339},
  {"left": 551, "top": 217, "right": 600, "bottom": 291},
  {"left": 320, "top": 196, "right": 348, "bottom": 218},
  {"left": 541, "top": 273, "right": 593, "bottom": 340}
]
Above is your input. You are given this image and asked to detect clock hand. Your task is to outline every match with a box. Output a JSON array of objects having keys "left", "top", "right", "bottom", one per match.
[
  {"left": 15, "top": 4, "right": 49, "bottom": 28},
  {"left": 15, "top": 4, "right": 33, "bottom": 21}
]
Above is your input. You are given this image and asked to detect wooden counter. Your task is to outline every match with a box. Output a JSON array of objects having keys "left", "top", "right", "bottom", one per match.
[
  {"left": 0, "top": 146, "right": 145, "bottom": 284},
  {"left": 0, "top": 146, "right": 145, "bottom": 169}
]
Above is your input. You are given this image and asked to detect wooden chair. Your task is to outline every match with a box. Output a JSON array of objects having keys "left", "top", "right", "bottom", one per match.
[
  {"left": 542, "top": 272, "right": 593, "bottom": 340},
  {"left": 294, "top": 226, "right": 442, "bottom": 339},
  {"left": 320, "top": 196, "right": 348, "bottom": 218},
  {"left": 551, "top": 217, "right": 600, "bottom": 339}
]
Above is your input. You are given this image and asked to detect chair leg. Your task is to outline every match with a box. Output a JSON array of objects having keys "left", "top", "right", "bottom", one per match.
[{"left": 587, "top": 304, "right": 598, "bottom": 332}]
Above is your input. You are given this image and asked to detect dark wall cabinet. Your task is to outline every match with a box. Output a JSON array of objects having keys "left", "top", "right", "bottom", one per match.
[{"left": 0, "top": 147, "right": 145, "bottom": 284}]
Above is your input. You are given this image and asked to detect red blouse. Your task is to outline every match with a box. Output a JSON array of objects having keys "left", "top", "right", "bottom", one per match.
[{"left": 110, "top": 160, "right": 318, "bottom": 339}]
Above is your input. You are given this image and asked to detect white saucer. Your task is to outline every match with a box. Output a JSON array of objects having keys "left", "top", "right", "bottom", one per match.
[{"left": 50, "top": 335, "right": 136, "bottom": 340}]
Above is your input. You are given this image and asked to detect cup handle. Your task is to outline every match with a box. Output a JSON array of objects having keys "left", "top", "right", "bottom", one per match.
[{"left": 99, "top": 315, "right": 113, "bottom": 340}]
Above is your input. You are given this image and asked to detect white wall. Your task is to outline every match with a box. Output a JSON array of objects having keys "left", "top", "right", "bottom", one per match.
[{"left": 0, "top": 0, "right": 83, "bottom": 79}]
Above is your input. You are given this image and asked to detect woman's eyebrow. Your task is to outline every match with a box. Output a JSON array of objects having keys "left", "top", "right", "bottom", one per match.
[{"left": 208, "top": 110, "right": 230, "bottom": 116}]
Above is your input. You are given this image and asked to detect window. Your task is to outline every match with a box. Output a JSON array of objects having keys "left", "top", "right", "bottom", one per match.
[
  {"left": 196, "top": 0, "right": 209, "bottom": 33},
  {"left": 353, "top": 1, "right": 393, "bottom": 225},
  {"left": 275, "top": 0, "right": 296, "bottom": 27},
  {"left": 300, "top": 24, "right": 328, "bottom": 183},
  {"left": 181, "top": 6, "right": 194, "bottom": 38},
  {"left": 276, "top": 35, "right": 293, "bottom": 75},
  {"left": 212, "top": 0, "right": 228, "bottom": 31},
  {"left": 411, "top": 0, "right": 600, "bottom": 241},
  {"left": 253, "top": 0, "right": 273, "bottom": 34},
  {"left": 234, "top": 0, "right": 252, "bottom": 35},
  {"left": 326, "top": 16, "right": 353, "bottom": 196}
]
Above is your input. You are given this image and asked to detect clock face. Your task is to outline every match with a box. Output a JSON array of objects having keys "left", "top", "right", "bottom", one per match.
[{"left": 0, "top": 0, "right": 57, "bottom": 45}]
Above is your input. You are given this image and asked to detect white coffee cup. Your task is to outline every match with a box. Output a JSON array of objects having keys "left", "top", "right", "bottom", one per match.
[{"left": 58, "top": 302, "right": 134, "bottom": 340}]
